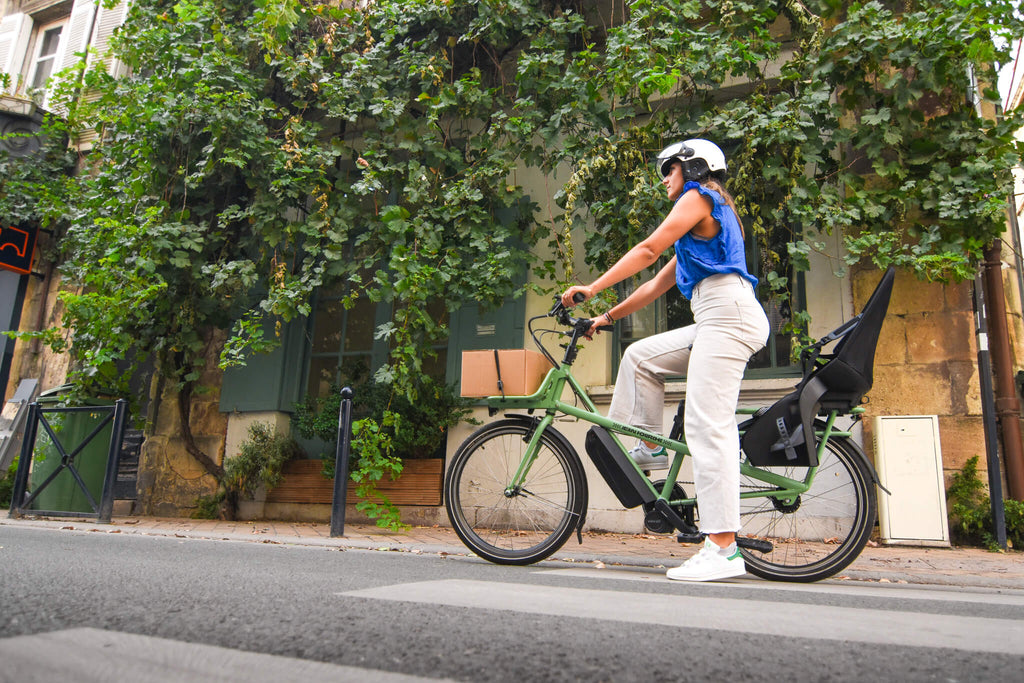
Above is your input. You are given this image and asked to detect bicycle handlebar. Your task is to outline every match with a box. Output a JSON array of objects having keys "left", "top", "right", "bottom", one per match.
[
  {"left": 548, "top": 294, "right": 612, "bottom": 335},
  {"left": 534, "top": 294, "right": 613, "bottom": 367}
]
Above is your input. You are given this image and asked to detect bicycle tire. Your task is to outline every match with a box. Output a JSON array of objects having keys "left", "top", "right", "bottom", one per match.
[
  {"left": 444, "top": 419, "right": 588, "bottom": 565},
  {"left": 738, "top": 434, "right": 876, "bottom": 582}
]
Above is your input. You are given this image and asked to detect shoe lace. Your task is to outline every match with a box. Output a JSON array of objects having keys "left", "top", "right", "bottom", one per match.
[{"left": 683, "top": 545, "right": 721, "bottom": 567}]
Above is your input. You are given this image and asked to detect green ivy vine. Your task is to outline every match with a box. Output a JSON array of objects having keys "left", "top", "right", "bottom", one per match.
[{"left": 1, "top": 0, "right": 1021, "bottom": 520}]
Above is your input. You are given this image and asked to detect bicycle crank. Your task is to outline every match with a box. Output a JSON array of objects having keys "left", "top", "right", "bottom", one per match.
[{"left": 642, "top": 481, "right": 694, "bottom": 534}]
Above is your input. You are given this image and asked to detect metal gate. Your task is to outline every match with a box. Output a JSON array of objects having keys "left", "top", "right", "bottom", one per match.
[{"left": 7, "top": 399, "right": 128, "bottom": 523}]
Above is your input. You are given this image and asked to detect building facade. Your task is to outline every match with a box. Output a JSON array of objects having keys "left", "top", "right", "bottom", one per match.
[{"left": 2, "top": 1, "right": 1021, "bottom": 535}]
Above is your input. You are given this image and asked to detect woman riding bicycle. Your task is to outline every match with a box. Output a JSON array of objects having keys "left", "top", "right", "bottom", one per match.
[{"left": 561, "top": 139, "right": 770, "bottom": 582}]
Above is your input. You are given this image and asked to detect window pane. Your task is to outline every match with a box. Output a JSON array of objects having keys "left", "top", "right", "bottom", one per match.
[
  {"left": 311, "top": 299, "right": 344, "bottom": 353},
  {"left": 345, "top": 296, "right": 377, "bottom": 350},
  {"left": 40, "top": 27, "right": 62, "bottom": 56},
  {"left": 30, "top": 26, "right": 63, "bottom": 90},
  {"left": 748, "top": 295, "right": 793, "bottom": 370},
  {"left": 615, "top": 265, "right": 798, "bottom": 376},
  {"left": 30, "top": 60, "right": 54, "bottom": 89},
  {"left": 665, "top": 285, "right": 693, "bottom": 330},
  {"left": 305, "top": 264, "right": 453, "bottom": 399},
  {"left": 617, "top": 276, "right": 664, "bottom": 342},
  {"left": 421, "top": 348, "right": 447, "bottom": 382},
  {"left": 308, "top": 357, "right": 339, "bottom": 399},
  {"left": 339, "top": 355, "right": 372, "bottom": 384}
]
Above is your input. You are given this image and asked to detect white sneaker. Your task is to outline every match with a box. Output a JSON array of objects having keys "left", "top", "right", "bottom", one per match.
[
  {"left": 666, "top": 539, "right": 746, "bottom": 582},
  {"left": 628, "top": 443, "right": 669, "bottom": 470}
]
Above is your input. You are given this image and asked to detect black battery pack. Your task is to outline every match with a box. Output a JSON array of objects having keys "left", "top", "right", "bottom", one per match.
[{"left": 584, "top": 426, "right": 656, "bottom": 509}]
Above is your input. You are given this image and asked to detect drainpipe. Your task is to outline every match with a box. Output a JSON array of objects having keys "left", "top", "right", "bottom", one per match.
[
  {"left": 982, "top": 241, "right": 1024, "bottom": 500},
  {"left": 974, "top": 274, "right": 1008, "bottom": 549},
  {"left": 971, "top": 64, "right": 1024, "bottom": 499}
]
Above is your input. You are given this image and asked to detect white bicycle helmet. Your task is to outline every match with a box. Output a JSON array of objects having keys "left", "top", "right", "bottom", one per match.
[{"left": 656, "top": 139, "right": 727, "bottom": 182}]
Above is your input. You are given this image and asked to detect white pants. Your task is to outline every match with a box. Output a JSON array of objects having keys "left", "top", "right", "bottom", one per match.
[{"left": 608, "top": 273, "right": 770, "bottom": 533}]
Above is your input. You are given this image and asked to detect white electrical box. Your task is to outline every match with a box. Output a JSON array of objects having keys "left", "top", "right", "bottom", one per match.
[{"left": 874, "top": 415, "right": 950, "bottom": 546}]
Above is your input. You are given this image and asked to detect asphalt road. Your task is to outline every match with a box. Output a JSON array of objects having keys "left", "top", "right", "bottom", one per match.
[{"left": 1, "top": 525, "right": 1023, "bottom": 682}]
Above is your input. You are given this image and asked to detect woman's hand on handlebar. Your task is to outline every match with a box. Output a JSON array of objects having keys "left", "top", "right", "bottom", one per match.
[
  {"left": 560, "top": 285, "right": 594, "bottom": 308},
  {"left": 582, "top": 317, "right": 612, "bottom": 339}
]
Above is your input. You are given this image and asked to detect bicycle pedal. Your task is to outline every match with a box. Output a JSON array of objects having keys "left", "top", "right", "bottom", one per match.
[
  {"left": 676, "top": 532, "right": 703, "bottom": 544},
  {"left": 736, "top": 536, "right": 773, "bottom": 554}
]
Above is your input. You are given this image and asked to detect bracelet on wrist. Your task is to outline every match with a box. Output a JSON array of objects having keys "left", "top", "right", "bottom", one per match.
[{"left": 603, "top": 312, "right": 615, "bottom": 324}]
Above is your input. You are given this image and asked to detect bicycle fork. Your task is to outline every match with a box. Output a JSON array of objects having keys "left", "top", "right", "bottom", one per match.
[
  {"left": 503, "top": 413, "right": 588, "bottom": 542},
  {"left": 503, "top": 414, "right": 552, "bottom": 498}
]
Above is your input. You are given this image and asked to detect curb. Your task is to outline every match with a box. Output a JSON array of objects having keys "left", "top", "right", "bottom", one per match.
[{"left": 3, "top": 516, "right": 1022, "bottom": 590}]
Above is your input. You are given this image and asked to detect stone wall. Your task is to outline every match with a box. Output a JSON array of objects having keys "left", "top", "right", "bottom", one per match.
[
  {"left": 5, "top": 262, "right": 70, "bottom": 399},
  {"left": 859, "top": 266, "right": 985, "bottom": 485},
  {"left": 135, "top": 332, "right": 229, "bottom": 517}
]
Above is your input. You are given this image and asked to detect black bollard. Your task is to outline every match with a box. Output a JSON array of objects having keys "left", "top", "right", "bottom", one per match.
[{"left": 329, "top": 386, "right": 354, "bottom": 538}]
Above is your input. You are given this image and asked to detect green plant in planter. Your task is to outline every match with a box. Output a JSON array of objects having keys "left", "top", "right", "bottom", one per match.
[
  {"left": 193, "top": 422, "right": 303, "bottom": 520},
  {"left": 293, "top": 377, "right": 476, "bottom": 471},
  {"left": 292, "top": 377, "right": 477, "bottom": 530}
]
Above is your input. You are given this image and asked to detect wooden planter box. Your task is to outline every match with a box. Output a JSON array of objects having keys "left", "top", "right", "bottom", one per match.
[{"left": 266, "top": 458, "right": 443, "bottom": 506}]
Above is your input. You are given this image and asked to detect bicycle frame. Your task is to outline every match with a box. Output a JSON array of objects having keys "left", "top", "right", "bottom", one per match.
[{"left": 486, "top": 360, "right": 859, "bottom": 512}]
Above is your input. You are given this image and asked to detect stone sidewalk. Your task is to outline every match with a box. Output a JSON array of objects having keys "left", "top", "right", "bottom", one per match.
[{"left": 2, "top": 515, "right": 1022, "bottom": 590}]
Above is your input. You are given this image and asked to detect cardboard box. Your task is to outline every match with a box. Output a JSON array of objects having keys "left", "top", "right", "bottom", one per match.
[{"left": 461, "top": 349, "right": 551, "bottom": 397}]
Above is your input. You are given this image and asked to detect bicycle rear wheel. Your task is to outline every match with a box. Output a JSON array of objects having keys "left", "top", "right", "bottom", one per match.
[
  {"left": 738, "top": 435, "right": 876, "bottom": 582},
  {"left": 444, "top": 419, "right": 588, "bottom": 565}
]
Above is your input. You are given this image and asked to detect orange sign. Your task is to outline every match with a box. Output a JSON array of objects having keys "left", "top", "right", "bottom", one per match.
[{"left": 0, "top": 224, "right": 38, "bottom": 275}]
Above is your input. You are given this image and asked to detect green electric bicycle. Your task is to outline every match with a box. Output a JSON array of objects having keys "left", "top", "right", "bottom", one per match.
[{"left": 444, "top": 268, "right": 894, "bottom": 582}]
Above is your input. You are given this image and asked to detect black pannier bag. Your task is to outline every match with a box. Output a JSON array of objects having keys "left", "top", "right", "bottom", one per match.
[{"left": 741, "top": 268, "right": 895, "bottom": 467}]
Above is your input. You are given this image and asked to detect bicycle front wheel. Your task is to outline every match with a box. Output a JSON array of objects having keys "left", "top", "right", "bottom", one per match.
[
  {"left": 444, "top": 419, "right": 588, "bottom": 565},
  {"left": 739, "top": 435, "right": 876, "bottom": 582}
]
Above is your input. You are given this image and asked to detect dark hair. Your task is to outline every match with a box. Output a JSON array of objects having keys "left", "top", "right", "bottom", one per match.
[{"left": 700, "top": 176, "right": 745, "bottom": 238}]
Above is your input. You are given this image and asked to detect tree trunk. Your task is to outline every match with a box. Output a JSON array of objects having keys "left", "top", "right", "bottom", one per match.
[{"left": 176, "top": 377, "right": 224, "bottom": 481}]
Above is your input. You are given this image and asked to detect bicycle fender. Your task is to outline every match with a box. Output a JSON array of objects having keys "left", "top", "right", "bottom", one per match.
[
  {"left": 818, "top": 422, "right": 891, "bottom": 496},
  {"left": 497, "top": 413, "right": 578, "bottom": 457}
]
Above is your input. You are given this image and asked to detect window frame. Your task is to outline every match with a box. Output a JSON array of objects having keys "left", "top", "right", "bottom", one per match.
[{"left": 25, "top": 16, "right": 66, "bottom": 103}]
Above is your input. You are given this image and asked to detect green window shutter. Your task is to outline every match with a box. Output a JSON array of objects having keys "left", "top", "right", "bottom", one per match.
[
  {"left": 219, "top": 318, "right": 306, "bottom": 413},
  {"left": 446, "top": 295, "right": 526, "bottom": 385},
  {"left": 444, "top": 197, "right": 532, "bottom": 382}
]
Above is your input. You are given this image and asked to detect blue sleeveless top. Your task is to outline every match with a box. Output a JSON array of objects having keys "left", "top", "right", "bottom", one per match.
[{"left": 673, "top": 181, "right": 758, "bottom": 299}]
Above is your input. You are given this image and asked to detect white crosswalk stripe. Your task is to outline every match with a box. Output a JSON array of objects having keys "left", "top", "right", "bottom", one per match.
[
  {"left": 536, "top": 567, "right": 1024, "bottom": 606},
  {"left": 342, "top": 578, "right": 1024, "bottom": 655},
  {"left": 0, "top": 628, "right": 453, "bottom": 683}
]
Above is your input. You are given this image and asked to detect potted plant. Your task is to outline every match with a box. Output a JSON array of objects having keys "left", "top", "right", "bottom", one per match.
[
  {"left": 192, "top": 422, "right": 303, "bottom": 520},
  {"left": 283, "top": 376, "right": 476, "bottom": 525}
]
